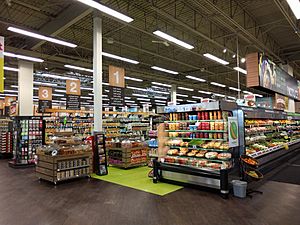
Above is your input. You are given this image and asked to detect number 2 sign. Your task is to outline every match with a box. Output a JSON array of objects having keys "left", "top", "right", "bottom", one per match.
[
  {"left": 109, "top": 65, "right": 125, "bottom": 88},
  {"left": 66, "top": 79, "right": 81, "bottom": 95}
]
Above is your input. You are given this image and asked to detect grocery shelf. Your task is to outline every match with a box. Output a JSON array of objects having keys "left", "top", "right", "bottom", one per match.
[
  {"left": 165, "top": 155, "right": 231, "bottom": 163},
  {"left": 168, "top": 137, "right": 226, "bottom": 141},
  {"left": 165, "top": 120, "right": 225, "bottom": 123},
  {"left": 57, "top": 165, "right": 89, "bottom": 172},
  {"left": 166, "top": 130, "right": 226, "bottom": 133},
  {"left": 168, "top": 146, "right": 230, "bottom": 152}
]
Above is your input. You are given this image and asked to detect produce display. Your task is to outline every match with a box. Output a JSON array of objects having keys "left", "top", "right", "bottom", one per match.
[
  {"left": 161, "top": 110, "right": 233, "bottom": 170},
  {"left": 245, "top": 119, "right": 300, "bottom": 157}
]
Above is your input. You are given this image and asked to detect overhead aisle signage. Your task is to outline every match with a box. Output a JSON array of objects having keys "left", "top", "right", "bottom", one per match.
[
  {"left": 0, "top": 36, "right": 4, "bottom": 92},
  {"left": 108, "top": 65, "right": 125, "bottom": 106},
  {"left": 38, "top": 87, "right": 52, "bottom": 113},
  {"left": 66, "top": 79, "right": 81, "bottom": 110}
]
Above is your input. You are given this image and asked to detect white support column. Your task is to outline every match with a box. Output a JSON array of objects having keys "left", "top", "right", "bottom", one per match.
[
  {"left": 171, "top": 84, "right": 177, "bottom": 105},
  {"left": 93, "top": 15, "right": 103, "bottom": 132},
  {"left": 18, "top": 60, "right": 33, "bottom": 116}
]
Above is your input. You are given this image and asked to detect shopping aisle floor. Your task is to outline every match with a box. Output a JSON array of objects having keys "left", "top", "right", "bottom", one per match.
[{"left": 0, "top": 161, "right": 299, "bottom": 225}]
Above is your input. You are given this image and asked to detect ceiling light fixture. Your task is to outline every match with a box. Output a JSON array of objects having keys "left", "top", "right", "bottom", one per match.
[
  {"left": 243, "top": 91, "right": 253, "bottom": 95},
  {"left": 102, "top": 52, "right": 139, "bottom": 64},
  {"left": 151, "top": 82, "right": 171, "bottom": 87},
  {"left": 154, "top": 100, "right": 166, "bottom": 103},
  {"left": 154, "top": 96, "right": 168, "bottom": 100},
  {"left": 151, "top": 66, "right": 178, "bottom": 75},
  {"left": 287, "top": 0, "right": 300, "bottom": 19},
  {"left": 177, "top": 99, "right": 183, "bottom": 102},
  {"left": 198, "top": 90, "right": 212, "bottom": 95},
  {"left": 229, "top": 87, "right": 241, "bottom": 92},
  {"left": 4, "top": 90, "right": 18, "bottom": 93},
  {"left": 137, "top": 98, "right": 151, "bottom": 101},
  {"left": 254, "top": 94, "right": 263, "bottom": 98},
  {"left": 52, "top": 94, "right": 64, "bottom": 97},
  {"left": 227, "top": 96, "right": 236, "bottom": 100},
  {"left": 37, "top": 73, "right": 79, "bottom": 81},
  {"left": 132, "top": 93, "right": 148, "bottom": 98},
  {"left": 203, "top": 53, "right": 229, "bottom": 65},
  {"left": 125, "top": 97, "right": 131, "bottom": 99},
  {"left": 124, "top": 76, "right": 143, "bottom": 82},
  {"left": 233, "top": 67, "right": 247, "bottom": 75},
  {"left": 186, "top": 75, "right": 206, "bottom": 82},
  {"left": 240, "top": 58, "right": 246, "bottom": 63},
  {"left": 178, "top": 87, "right": 194, "bottom": 91},
  {"left": 125, "top": 100, "right": 135, "bottom": 103},
  {"left": 4, "top": 52, "right": 44, "bottom": 62},
  {"left": 176, "top": 94, "right": 188, "bottom": 98},
  {"left": 213, "top": 93, "right": 225, "bottom": 97},
  {"left": 64, "top": 64, "right": 93, "bottom": 73},
  {"left": 153, "top": 30, "right": 194, "bottom": 50},
  {"left": 81, "top": 96, "right": 93, "bottom": 99},
  {"left": 76, "top": 0, "right": 133, "bottom": 23},
  {"left": 7, "top": 27, "right": 77, "bottom": 48},
  {"left": 186, "top": 100, "right": 197, "bottom": 103},
  {"left": 211, "top": 82, "right": 226, "bottom": 88},
  {"left": 223, "top": 48, "right": 227, "bottom": 53},
  {"left": 4, "top": 66, "right": 19, "bottom": 72},
  {"left": 192, "top": 96, "right": 202, "bottom": 99},
  {"left": 33, "top": 81, "right": 58, "bottom": 87}
]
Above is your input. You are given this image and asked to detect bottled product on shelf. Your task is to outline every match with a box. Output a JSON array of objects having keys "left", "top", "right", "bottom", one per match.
[
  {"left": 9, "top": 116, "right": 45, "bottom": 167},
  {"left": 0, "top": 118, "right": 13, "bottom": 157},
  {"left": 36, "top": 136, "right": 92, "bottom": 184}
]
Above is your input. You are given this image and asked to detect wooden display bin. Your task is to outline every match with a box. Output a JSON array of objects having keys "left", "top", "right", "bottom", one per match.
[{"left": 36, "top": 150, "right": 92, "bottom": 184}]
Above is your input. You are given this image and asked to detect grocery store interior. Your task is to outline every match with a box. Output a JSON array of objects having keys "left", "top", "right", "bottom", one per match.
[{"left": 0, "top": 0, "right": 300, "bottom": 225}]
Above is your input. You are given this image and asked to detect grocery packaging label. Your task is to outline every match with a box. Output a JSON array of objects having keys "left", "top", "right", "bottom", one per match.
[{"left": 228, "top": 117, "right": 239, "bottom": 147}]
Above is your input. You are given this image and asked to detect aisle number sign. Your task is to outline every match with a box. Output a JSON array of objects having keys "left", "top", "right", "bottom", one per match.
[
  {"left": 38, "top": 87, "right": 52, "bottom": 113},
  {"left": 109, "top": 65, "right": 125, "bottom": 88},
  {"left": 0, "top": 36, "right": 4, "bottom": 93},
  {"left": 66, "top": 79, "right": 81, "bottom": 110}
]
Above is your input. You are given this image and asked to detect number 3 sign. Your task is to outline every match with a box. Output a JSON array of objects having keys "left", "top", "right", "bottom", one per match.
[
  {"left": 66, "top": 80, "right": 81, "bottom": 95},
  {"left": 39, "top": 87, "right": 52, "bottom": 101}
]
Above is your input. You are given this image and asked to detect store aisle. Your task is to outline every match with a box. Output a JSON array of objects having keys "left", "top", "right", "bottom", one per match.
[{"left": 0, "top": 160, "right": 299, "bottom": 225}]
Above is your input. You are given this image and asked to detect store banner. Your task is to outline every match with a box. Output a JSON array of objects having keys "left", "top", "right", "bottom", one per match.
[
  {"left": 109, "top": 65, "right": 125, "bottom": 88},
  {"left": 108, "top": 65, "right": 125, "bottom": 106},
  {"left": 66, "top": 79, "right": 81, "bottom": 110},
  {"left": 4, "top": 96, "right": 16, "bottom": 116},
  {"left": 0, "top": 36, "right": 4, "bottom": 93},
  {"left": 244, "top": 94, "right": 256, "bottom": 107},
  {"left": 38, "top": 87, "right": 52, "bottom": 113},
  {"left": 228, "top": 117, "right": 239, "bottom": 147}
]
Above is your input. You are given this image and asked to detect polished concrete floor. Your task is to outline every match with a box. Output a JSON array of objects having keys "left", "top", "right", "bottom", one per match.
[{"left": 0, "top": 160, "right": 299, "bottom": 225}]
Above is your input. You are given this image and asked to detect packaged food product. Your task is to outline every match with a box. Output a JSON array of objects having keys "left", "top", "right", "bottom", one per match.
[
  {"left": 217, "top": 111, "right": 222, "bottom": 120},
  {"left": 205, "top": 112, "right": 209, "bottom": 120},
  {"left": 196, "top": 150, "right": 207, "bottom": 158},
  {"left": 205, "top": 152, "right": 218, "bottom": 159},
  {"left": 201, "top": 112, "right": 205, "bottom": 120},
  {"left": 170, "top": 113, "right": 173, "bottom": 121},
  {"left": 219, "top": 122, "right": 224, "bottom": 130},
  {"left": 217, "top": 133, "right": 223, "bottom": 139},
  {"left": 210, "top": 122, "right": 215, "bottom": 130},
  {"left": 209, "top": 133, "right": 213, "bottom": 139},
  {"left": 198, "top": 112, "right": 201, "bottom": 120},
  {"left": 214, "top": 133, "right": 218, "bottom": 139},
  {"left": 213, "top": 111, "right": 217, "bottom": 120},
  {"left": 217, "top": 152, "right": 232, "bottom": 160},
  {"left": 209, "top": 112, "right": 213, "bottom": 120},
  {"left": 204, "top": 133, "right": 209, "bottom": 138}
]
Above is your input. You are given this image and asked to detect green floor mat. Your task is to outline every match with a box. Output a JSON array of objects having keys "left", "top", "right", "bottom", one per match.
[{"left": 91, "top": 166, "right": 183, "bottom": 196}]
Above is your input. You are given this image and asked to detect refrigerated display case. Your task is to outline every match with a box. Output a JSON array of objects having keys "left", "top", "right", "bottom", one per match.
[
  {"left": 153, "top": 101, "right": 239, "bottom": 198},
  {"left": 9, "top": 116, "right": 45, "bottom": 168}
]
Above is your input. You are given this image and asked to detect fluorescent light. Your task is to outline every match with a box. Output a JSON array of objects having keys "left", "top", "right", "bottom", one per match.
[
  {"left": 140, "top": 102, "right": 151, "bottom": 104},
  {"left": 81, "top": 87, "right": 93, "bottom": 91},
  {"left": 177, "top": 99, "right": 183, "bottom": 102},
  {"left": 125, "top": 97, "right": 131, "bottom": 99},
  {"left": 211, "top": 82, "right": 226, "bottom": 88},
  {"left": 154, "top": 96, "right": 168, "bottom": 99},
  {"left": 7, "top": 27, "right": 77, "bottom": 48},
  {"left": 103, "top": 52, "right": 139, "bottom": 64},
  {"left": 37, "top": 73, "right": 79, "bottom": 81},
  {"left": 186, "top": 100, "right": 197, "bottom": 103},
  {"left": 254, "top": 94, "right": 263, "bottom": 98},
  {"left": 33, "top": 87, "right": 38, "bottom": 90},
  {"left": 233, "top": 67, "right": 247, "bottom": 75},
  {"left": 153, "top": 30, "right": 194, "bottom": 50},
  {"left": 151, "top": 82, "right": 171, "bottom": 87},
  {"left": 64, "top": 65, "right": 93, "bottom": 73},
  {"left": 137, "top": 98, "right": 151, "bottom": 101},
  {"left": 103, "top": 98, "right": 110, "bottom": 101},
  {"left": 81, "top": 96, "right": 93, "bottom": 99},
  {"left": 203, "top": 53, "right": 229, "bottom": 65},
  {"left": 243, "top": 91, "right": 253, "bottom": 95},
  {"left": 155, "top": 100, "right": 166, "bottom": 103},
  {"left": 133, "top": 93, "right": 148, "bottom": 98},
  {"left": 178, "top": 86, "right": 194, "bottom": 92},
  {"left": 156, "top": 103, "right": 165, "bottom": 106},
  {"left": 229, "top": 87, "right": 241, "bottom": 92},
  {"left": 4, "top": 52, "right": 44, "bottom": 62},
  {"left": 176, "top": 94, "right": 188, "bottom": 97},
  {"left": 53, "top": 94, "right": 64, "bottom": 97},
  {"left": 227, "top": 96, "right": 236, "bottom": 100},
  {"left": 151, "top": 66, "right": 178, "bottom": 75},
  {"left": 192, "top": 96, "right": 202, "bottom": 99},
  {"left": 0, "top": 94, "right": 17, "bottom": 97},
  {"left": 125, "top": 76, "right": 143, "bottom": 82},
  {"left": 4, "top": 90, "right": 18, "bottom": 93},
  {"left": 4, "top": 66, "right": 19, "bottom": 72},
  {"left": 213, "top": 93, "right": 225, "bottom": 97},
  {"left": 186, "top": 75, "right": 206, "bottom": 82},
  {"left": 198, "top": 90, "right": 212, "bottom": 95},
  {"left": 125, "top": 100, "right": 135, "bottom": 103},
  {"left": 104, "top": 89, "right": 109, "bottom": 93},
  {"left": 76, "top": 0, "right": 133, "bottom": 23},
  {"left": 287, "top": 0, "right": 300, "bottom": 19},
  {"left": 61, "top": 98, "right": 66, "bottom": 100},
  {"left": 11, "top": 85, "right": 18, "bottom": 88},
  {"left": 103, "top": 83, "right": 109, "bottom": 86},
  {"left": 33, "top": 81, "right": 58, "bottom": 87},
  {"left": 240, "top": 58, "right": 246, "bottom": 63},
  {"left": 55, "top": 89, "right": 66, "bottom": 93},
  {"left": 127, "top": 86, "right": 146, "bottom": 91}
]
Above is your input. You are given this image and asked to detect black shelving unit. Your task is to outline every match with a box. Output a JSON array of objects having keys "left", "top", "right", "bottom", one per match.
[
  {"left": 0, "top": 117, "right": 13, "bottom": 159},
  {"left": 9, "top": 116, "right": 45, "bottom": 168},
  {"left": 93, "top": 132, "right": 108, "bottom": 175}
]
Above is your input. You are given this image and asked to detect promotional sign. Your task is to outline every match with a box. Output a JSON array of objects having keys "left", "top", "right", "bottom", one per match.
[
  {"left": 256, "top": 97, "right": 273, "bottom": 109},
  {"left": 38, "top": 87, "right": 52, "bottom": 113},
  {"left": 0, "top": 36, "right": 4, "bottom": 92},
  {"left": 228, "top": 117, "right": 239, "bottom": 147},
  {"left": 258, "top": 54, "right": 299, "bottom": 100},
  {"left": 66, "top": 79, "right": 81, "bottom": 110},
  {"left": 4, "top": 96, "right": 16, "bottom": 116},
  {"left": 244, "top": 94, "right": 256, "bottom": 107},
  {"left": 9, "top": 100, "right": 17, "bottom": 116},
  {"left": 108, "top": 86, "right": 124, "bottom": 106},
  {"left": 0, "top": 99, "right": 4, "bottom": 115},
  {"left": 109, "top": 65, "right": 125, "bottom": 88}
]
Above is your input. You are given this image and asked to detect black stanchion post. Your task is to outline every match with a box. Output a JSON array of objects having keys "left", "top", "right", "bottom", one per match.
[{"left": 220, "top": 169, "right": 229, "bottom": 199}]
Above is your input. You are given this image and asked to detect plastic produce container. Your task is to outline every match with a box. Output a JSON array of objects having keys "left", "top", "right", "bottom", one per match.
[{"left": 232, "top": 180, "right": 247, "bottom": 198}]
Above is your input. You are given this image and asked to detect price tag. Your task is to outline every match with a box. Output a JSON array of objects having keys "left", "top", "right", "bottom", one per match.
[{"left": 192, "top": 145, "right": 197, "bottom": 149}]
